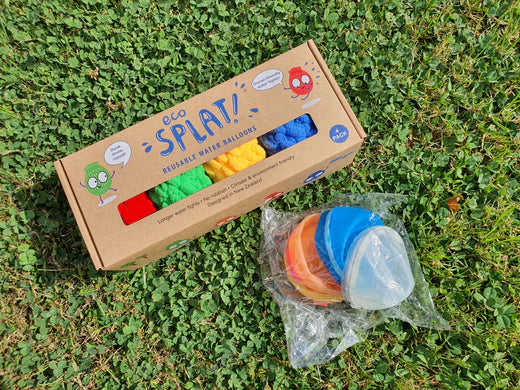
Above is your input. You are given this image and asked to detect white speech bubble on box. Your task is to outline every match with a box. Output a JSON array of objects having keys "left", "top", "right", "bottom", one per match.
[
  {"left": 252, "top": 69, "right": 284, "bottom": 91},
  {"left": 104, "top": 141, "right": 132, "bottom": 168}
]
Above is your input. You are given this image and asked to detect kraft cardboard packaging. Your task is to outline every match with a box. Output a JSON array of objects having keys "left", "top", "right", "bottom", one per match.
[{"left": 54, "top": 40, "right": 366, "bottom": 270}]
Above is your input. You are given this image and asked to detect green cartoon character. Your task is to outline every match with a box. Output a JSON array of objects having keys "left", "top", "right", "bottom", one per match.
[{"left": 80, "top": 162, "right": 117, "bottom": 205}]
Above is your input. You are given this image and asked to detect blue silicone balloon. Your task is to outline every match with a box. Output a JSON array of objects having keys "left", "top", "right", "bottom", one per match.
[
  {"left": 315, "top": 207, "right": 384, "bottom": 283},
  {"left": 314, "top": 209, "right": 342, "bottom": 282},
  {"left": 259, "top": 114, "right": 318, "bottom": 155},
  {"left": 324, "top": 207, "right": 384, "bottom": 281}
]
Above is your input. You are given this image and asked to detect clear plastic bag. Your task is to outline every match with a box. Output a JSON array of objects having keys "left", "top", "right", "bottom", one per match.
[{"left": 260, "top": 193, "right": 448, "bottom": 368}]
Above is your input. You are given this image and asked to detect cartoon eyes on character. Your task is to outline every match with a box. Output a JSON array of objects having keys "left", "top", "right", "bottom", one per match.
[
  {"left": 215, "top": 215, "right": 238, "bottom": 227},
  {"left": 262, "top": 191, "right": 285, "bottom": 205},
  {"left": 291, "top": 75, "right": 311, "bottom": 89},
  {"left": 88, "top": 177, "right": 98, "bottom": 189},
  {"left": 88, "top": 171, "right": 108, "bottom": 189},
  {"left": 287, "top": 67, "right": 313, "bottom": 100},
  {"left": 98, "top": 171, "right": 108, "bottom": 183},
  {"left": 303, "top": 169, "right": 325, "bottom": 184}
]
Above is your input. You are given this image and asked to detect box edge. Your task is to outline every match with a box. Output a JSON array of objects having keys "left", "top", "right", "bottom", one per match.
[
  {"left": 54, "top": 160, "right": 105, "bottom": 270},
  {"left": 306, "top": 39, "right": 367, "bottom": 139}
]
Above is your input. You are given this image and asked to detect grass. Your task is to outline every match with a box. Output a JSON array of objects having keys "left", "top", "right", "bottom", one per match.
[{"left": 1, "top": 0, "right": 519, "bottom": 388}]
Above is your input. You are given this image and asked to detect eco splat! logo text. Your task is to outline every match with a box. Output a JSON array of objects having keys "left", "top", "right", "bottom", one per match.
[{"left": 141, "top": 82, "right": 260, "bottom": 174}]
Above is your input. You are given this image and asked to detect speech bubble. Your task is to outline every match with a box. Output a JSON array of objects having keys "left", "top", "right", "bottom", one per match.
[
  {"left": 252, "top": 68, "right": 284, "bottom": 91},
  {"left": 104, "top": 141, "right": 132, "bottom": 168}
]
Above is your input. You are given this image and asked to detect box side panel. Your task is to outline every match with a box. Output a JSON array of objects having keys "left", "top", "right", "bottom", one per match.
[
  {"left": 54, "top": 160, "right": 104, "bottom": 269},
  {"left": 104, "top": 139, "right": 364, "bottom": 270},
  {"left": 307, "top": 40, "right": 366, "bottom": 139}
]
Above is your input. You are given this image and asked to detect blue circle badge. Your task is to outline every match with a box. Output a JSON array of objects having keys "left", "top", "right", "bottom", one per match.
[{"left": 329, "top": 124, "right": 349, "bottom": 143}]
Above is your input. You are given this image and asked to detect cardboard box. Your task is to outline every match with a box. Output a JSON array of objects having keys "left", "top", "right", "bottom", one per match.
[{"left": 54, "top": 40, "right": 366, "bottom": 270}]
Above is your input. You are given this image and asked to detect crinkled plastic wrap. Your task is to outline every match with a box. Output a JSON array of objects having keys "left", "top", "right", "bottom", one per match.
[{"left": 260, "top": 193, "right": 448, "bottom": 368}]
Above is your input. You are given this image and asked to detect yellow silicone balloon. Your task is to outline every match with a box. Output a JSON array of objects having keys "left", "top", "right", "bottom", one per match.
[{"left": 203, "top": 139, "right": 266, "bottom": 182}]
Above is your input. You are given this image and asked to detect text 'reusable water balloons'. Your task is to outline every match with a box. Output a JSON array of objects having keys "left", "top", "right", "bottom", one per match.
[
  {"left": 117, "top": 115, "right": 318, "bottom": 225},
  {"left": 284, "top": 206, "right": 415, "bottom": 309}
]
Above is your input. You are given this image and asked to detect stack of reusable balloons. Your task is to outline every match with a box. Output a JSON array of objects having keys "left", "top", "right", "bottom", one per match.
[
  {"left": 118, "top": 140, "right": 267, "bottom": 225},
  {"left": 118, "top": 115, "right": 318, "bottom": 225},
  {"left": 284, "top": 206, "right": 415, "bottom": 309}
]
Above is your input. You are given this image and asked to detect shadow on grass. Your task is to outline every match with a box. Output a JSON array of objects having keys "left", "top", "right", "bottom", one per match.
[{"left": 13, "top": 175, "right": 101, "bottom": 283}]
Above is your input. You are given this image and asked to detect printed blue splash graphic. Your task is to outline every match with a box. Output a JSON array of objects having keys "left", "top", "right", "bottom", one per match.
[{"left": 142, "top": 142, "right": 152, "bottom": 153}]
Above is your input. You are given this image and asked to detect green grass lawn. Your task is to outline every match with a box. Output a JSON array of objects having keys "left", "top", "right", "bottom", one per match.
[{"left": 1, "top": 0, "right": 519, "bottom": 388}]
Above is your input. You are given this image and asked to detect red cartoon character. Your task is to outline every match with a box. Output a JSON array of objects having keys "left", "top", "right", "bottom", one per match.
[{"left": 288, "top": 67, "right": 313, "bottom": 100}]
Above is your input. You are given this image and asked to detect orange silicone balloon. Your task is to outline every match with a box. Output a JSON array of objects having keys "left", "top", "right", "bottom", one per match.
[
  {"left": 284, "top": 243, "right": 302, "bottom": 282},
  {"left": 284, "top": 244, "right": 341, "bottom": 305},
  {"left": 284, "top": 244, "right": 338, "bottom": 305},
  {"left": 284, "top": 214, "right": 342, "bottom": 301},
  {"left": 286, "top": 272, "right": 334, "bottom": 306}
]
